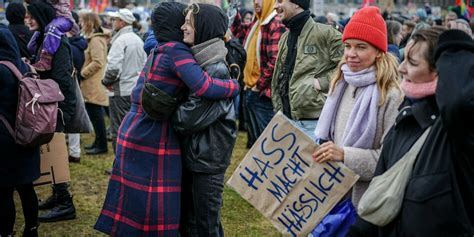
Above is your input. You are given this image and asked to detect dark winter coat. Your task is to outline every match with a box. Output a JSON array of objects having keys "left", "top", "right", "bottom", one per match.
[
  {"left": 8, "top": 24, "right": 33, "bottom": 59},
  {"left": 68, "top": 34, "right": 87, "bottom": 81},
  {"left": 173, "top": 61, "right": 237, "bottom": 174},
  {"left": 32, "top": 37, "right": 76, "bottom": 132},
  {"left": 28, "top": 2, "right": 76, "bottom": 132},
  {"left": 0, "top": 26, "right": 40, "bottom": 187},
  {"left": 348, "top": 31, "right": 474, "bottom": 237}
]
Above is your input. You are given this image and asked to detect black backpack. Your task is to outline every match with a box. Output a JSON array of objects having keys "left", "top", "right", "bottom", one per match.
[{"left": 225, "top": 38, "right": 246, "bottom": 85}]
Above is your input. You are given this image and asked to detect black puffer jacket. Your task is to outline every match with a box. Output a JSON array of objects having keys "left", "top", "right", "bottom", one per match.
[{"left": 173, "top": 61, "right": 237, "bottom": 174}]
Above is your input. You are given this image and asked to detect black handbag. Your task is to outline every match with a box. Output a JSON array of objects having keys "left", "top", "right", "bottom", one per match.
[
  {"left": 64, "top": 67, "right": 93, "bottom": 133},
  {"left": 141, "top": 49, "right": 184, "bottom": 120}
]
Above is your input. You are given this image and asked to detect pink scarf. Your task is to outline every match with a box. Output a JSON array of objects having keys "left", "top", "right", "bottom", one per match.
[{"left": 400, "top": 79, "right": 437, "bottom": 99}]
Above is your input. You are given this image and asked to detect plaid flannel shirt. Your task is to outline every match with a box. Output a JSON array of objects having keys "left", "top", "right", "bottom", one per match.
[{"left": 231, "top": 11, "right": 286, "bottom": 98}]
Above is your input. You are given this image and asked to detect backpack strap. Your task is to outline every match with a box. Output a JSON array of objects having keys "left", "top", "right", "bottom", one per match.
[
  {"left": 0, "top": 60, "right": 23, "bottom": 81},
  {"left": 0, "top": 61, "right": 19, "bottom": 138},
  {"left": 0, "top": 114, "right": 15, "bottom": 138}
]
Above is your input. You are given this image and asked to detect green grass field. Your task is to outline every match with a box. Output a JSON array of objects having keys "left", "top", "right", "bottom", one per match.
[{"left": 13, "top": 131, "right": 281, "bottom": 236}]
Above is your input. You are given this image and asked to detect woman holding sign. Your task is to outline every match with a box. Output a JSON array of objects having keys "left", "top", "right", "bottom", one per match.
[{"left": 312, "top": 6, "right": 402, "bottom": 207}]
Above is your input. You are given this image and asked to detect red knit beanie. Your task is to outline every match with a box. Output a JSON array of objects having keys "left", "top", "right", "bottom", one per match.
[{"left": 342, "top": 6, "right": 387, "bottom": 53}]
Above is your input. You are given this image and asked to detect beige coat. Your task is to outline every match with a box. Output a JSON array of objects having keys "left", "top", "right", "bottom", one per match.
[{"left": 80, "top": 31, "right": 109, "bottom": 106}]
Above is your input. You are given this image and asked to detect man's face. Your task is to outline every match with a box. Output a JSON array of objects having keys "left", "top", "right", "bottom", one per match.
[
  {"left": 445, "top": 15, "right": 457, "bottom": 26},
  {"left": 112, "top": 17, "right": 125, "bottom": 31},
  {"left": 274, "top": 0, "right": 298, "bottom": 21},
  {"left": 254, "top": 0, "right": 262, "bottom": 14}
]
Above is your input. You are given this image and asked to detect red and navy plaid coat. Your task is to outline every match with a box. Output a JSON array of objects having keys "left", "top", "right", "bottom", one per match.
[
  {"left": 231, "top": 11, "right": 286, "bottom": 98},
  {"left": 94, "top": 42, "right": 240, "bottom": 236}
]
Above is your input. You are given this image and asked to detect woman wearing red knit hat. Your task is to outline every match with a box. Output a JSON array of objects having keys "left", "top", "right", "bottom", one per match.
[{"left": 312, "top": 6, "right": 402, "bottom": 211}]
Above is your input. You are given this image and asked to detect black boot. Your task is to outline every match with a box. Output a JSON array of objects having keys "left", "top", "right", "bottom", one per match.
[
  {"left": 23, "top": 225, "right": 38, "bottom": 237},
  {"left": 38, "top": 186, "right": 57, "bottom": 210},
  {"left": 38, "top": 183, "right": 76, "bottom": 222}
]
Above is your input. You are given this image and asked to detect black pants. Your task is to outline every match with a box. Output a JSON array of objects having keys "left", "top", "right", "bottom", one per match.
[
  {"left": 85, "top": 103, "right": 107, "bottom": 149},
  {"left": 180, "top": 171, "right": 225, "bottom": 237},
  {"left": 0, "top": 183, "right": 38, "bottom": 235}
]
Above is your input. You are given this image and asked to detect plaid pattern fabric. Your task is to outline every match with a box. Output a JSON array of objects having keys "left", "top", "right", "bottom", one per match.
[
  {"left": 231, "top": 12, "right": 286, "bottom": 98},
  {"left": 94, "top": 42, "right": 240, "bottom": 236}
]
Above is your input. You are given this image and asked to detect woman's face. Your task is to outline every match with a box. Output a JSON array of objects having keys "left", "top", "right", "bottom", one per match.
[
  {"left": 181, "top": 11, "right": 195, "bottom": 45},
  {"left": 398, "top": 41, "right": 437, "bottom": 84},
  {"left": 343, "top": 39, "right": 380, "bottom": 72},
  {"left": 25, "top": 12, "right": 39, "bottom": 31}
]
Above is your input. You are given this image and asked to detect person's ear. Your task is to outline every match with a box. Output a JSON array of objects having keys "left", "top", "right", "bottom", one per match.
[{"left": 376, "top": 52, "right": 383, "bottom": 59}]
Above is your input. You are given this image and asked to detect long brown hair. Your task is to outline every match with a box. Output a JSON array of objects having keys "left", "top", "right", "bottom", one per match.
[
  {"left": 329, "top": 51, "right": 401, "bottom": 106},
  {"left": 80, "top": 12, "right": 102, "bottom": 38}
]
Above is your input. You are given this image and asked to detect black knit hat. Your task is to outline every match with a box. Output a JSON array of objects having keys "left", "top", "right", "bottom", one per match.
[
  {"left": 434, "top": 29, "right": 474, "bottom": 62},
  {"left": 27, "top": 1, "right": 56, "bottom": 31},
  {"left": 291, "top": 0, "right": 310, "bottom": 10},
  {"left": 6, "top": 3, "right": 26, "bottom": 25}
]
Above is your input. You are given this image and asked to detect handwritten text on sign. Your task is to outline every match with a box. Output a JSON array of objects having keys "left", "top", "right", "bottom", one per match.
[{"left": 227, "top": 112, "right": 359, "bottom": 236}]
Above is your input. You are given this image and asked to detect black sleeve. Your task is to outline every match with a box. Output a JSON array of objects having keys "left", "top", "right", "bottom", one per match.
[
  {"left": 52, "top": 40, "right": 76, "bottom": 128},
  {"left": 172, "top": 95, "right": 232, "bottom": 135},
  {"left": 435, "top": 31, "right": 474, "bottom": 156},
  {"left": 347, "top": 216, "right": 379, "bottom": 237},
  {"left": 172, "top": 62, "right": 233, "bottom": 134}
]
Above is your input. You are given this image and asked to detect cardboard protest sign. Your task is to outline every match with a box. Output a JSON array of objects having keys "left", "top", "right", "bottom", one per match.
[
  {"left": 34, "top": 133, "right": 70, "bottom": 186},
  {"left": 227, "top": 112, "right": 359, "bottom": 236}
]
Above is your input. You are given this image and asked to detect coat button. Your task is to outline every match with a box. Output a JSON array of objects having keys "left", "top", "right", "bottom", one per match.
[{"left": 431, "top": 115, "right": 436, "bottom": 120}]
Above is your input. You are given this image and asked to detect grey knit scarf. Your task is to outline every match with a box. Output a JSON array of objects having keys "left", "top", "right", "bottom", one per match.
[{"left": 191, "top": 38, "right": 228, "bottom": 68}]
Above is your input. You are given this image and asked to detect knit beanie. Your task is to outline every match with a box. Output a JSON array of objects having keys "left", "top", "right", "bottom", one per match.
[
  {"left": 290, "top": 0, "right": 310, "bottom": 10},
  {"left": 342, "top": 6, "right": 387, "bottom": 53},
  {"left": 6, "top": 3, "right": 26, "bottom": 25}
]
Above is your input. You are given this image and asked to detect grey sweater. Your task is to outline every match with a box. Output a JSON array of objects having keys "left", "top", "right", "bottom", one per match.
[{"left": 333, "top": 84, "right": 402, "bottom": 207}]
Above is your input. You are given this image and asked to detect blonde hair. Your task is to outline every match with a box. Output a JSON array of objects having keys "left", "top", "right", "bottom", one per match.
[
  {"left": 329, "top": 52, "right": 401, "bottom": 106},
  {"left": 80, "top": 12, "right": 102, "bottom": 38}
]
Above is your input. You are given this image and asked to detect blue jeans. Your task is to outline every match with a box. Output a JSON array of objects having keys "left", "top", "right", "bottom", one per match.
[
  {"left": 290, "top": 119, "right": 318, "bottom": 141},
  {"left": 245, "top": 90, "right": 274, "bottom": 145},
  {"left": 180, "top": 171, "right": 225, "bottom": 237}
]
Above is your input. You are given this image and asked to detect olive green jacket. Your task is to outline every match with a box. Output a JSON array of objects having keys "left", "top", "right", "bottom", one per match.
[{"left": 272, "top": 18, "right": 343, "bottom": 120}]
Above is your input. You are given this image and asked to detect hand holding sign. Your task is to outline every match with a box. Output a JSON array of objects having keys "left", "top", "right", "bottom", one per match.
[
  {"left": 227, "top": 112, "right": 359, "bottom": 236},
  {"left": 312, "top": 141, "right": 345, "bottom": 163}
]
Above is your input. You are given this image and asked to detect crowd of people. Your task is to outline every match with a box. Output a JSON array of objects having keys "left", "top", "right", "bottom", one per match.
[{"left": 0, "top": 0, "right": 473, "bottom": 236}]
